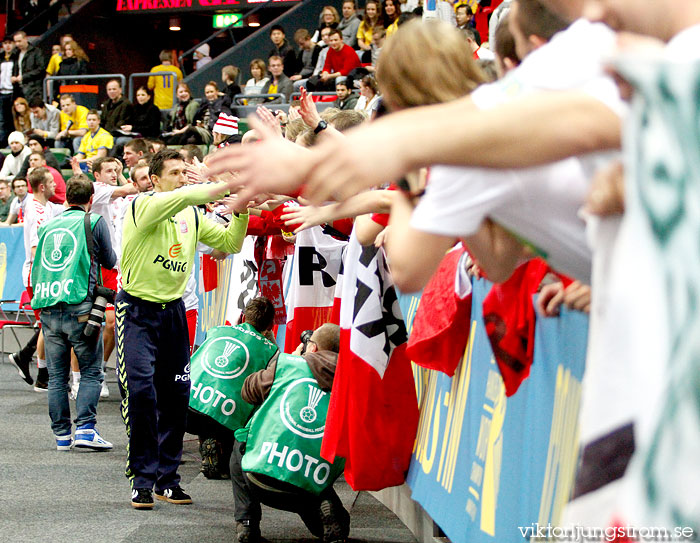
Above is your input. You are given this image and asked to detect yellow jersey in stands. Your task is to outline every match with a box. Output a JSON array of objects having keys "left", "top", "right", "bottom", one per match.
[
  {"left": 78, "top": 127, "right": 114, "bottom": 158},
  {"left": 59, "top": 105, "right": 89, "bottom": 132},
  {"left": 148, "top": 64, "right": 183, "bottom": 109}
]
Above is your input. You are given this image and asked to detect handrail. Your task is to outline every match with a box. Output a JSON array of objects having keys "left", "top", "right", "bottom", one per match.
[
  {"left": 128, "top": 71, "right": 179, "bottom": 108},
  {"left": 231, "top": 93, "right": 286, "bottom": 104},
  {"left": 177, "top": 0, "right": 281, "bottom": 77},
  {"left": 44, "top": 74, "right": 127, "bottom": 104},
  {"left": 11, "top": 0, "right": 71, "bottom": 35}
]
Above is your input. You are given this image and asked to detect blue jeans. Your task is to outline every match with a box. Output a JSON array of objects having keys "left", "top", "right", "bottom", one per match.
[{"left": 41, "top": 300, "right": 104, "bottom": 436}]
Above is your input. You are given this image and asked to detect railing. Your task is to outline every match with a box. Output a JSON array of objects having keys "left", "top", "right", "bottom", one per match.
[
  {"left": 128, "top": 71, "right": 179, "bottom": 109},
  {"left": 43, "top": 73, "right": 127, "bottom": 104},
  {"left": 231, "top": 93, "right": 286, "bottom": 105}
]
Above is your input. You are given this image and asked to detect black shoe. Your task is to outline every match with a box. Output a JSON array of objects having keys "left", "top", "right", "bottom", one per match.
[
  {"left": 236, "top": 520, "right": 261, "bottom": 543},
  {"left": 200, "top": 437, "right": 221, "bottom": 479},
  {"left": 131, "top": 488, "right": 154, "bottom": 510},
  {"left": 9, "top": 352, "right": 33, "bottom": 386},
  {"left": 33, "top": 367, "right": 49, "bottom": 392},
  {"left": 320, "top": 499, "right": 350, "bottom": 543},
  {"left": 155, "top": 485, "right": 192, "bottom": 504}
]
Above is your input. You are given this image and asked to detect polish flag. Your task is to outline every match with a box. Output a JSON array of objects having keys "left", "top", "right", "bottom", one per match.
[
  {"left": 321, "top": 231, "right": 419, "bottom": 490},
  {"left": 284, "top": 226, "right": 346, "bottom": 353}
]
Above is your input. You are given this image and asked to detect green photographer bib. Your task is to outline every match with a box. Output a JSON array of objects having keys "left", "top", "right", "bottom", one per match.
[
  {"left": 31, "top": 210, "right": 100, "bottom": 309},
  {"left": 189, "top": 323, "right": 278, "bottom": 432},
  {"left": 241, "top": 353, "right": 345, "bottom": 495}
]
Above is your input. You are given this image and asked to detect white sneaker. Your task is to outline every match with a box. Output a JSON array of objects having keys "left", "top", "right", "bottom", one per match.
[
  {"left": 69, "top": 381, "right": 79, "bottom": 401},
  {"left": 55, "top": 434, "right": 74, "bottom": 451},
  {"left": 74, "top": 424, "right": 112, "bottom": 450},
  {"left": 100, "top": 380, "right": 109, "bottom": 399}
]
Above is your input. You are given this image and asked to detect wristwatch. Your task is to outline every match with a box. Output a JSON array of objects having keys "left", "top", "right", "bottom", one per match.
[{"left": 313, "top": 120, "right": 328, "bottom": 134}]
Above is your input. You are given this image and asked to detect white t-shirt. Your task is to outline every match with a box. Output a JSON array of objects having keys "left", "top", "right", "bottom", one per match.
[
  {"left": 22, "top": 197, "right": 65, "bottom": 287},
  {"left": 9, "top": 192, "right": 31, "bottom": 221},
  {"left": 412, "top": 159, "right": 592, "bottom": 282},
  {"left": 92, "top": 182, "right": 118, "bottom": 259}
]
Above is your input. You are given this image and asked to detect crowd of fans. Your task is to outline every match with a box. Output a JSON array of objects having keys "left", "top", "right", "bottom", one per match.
[{"left": 3, "top": 0, "right": 698, "bottom": 541}]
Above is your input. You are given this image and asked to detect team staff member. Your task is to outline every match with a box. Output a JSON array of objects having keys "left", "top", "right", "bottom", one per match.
[
  {"left": 117, "top": 148, "right": 248, "bottom": 510},
  {"left": 31, "top": 175, "right": 116, "bottom": 451}
]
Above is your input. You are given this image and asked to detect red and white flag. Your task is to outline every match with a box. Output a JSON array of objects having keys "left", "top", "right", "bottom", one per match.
[
  {"left": 321, "top": 231, "right": 419, "bottom": 490},
  {"left": 284, "top": 227, "right": 346, "bottom": 352}
]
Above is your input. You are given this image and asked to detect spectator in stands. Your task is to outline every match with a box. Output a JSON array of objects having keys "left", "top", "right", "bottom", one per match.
[
  {"left": 221, "top": 65, "right": 242, "bottom": 102},
  {"left": 120, "top": 86, "right": 161, "bottom": 139},
  {"left": 455, "top": 3, "right": 475, "bottom": 30},
  {"left": 101, "top": 79, "right": 133, "bottom": 137},
  {"left": 12, "top": 97, "right": 31, "bottom": 133},
  {"left": 464, "top": 27, "right": 495, "bottom": 60},
  {"left": 17, "top": 136, "right": 61, "bottom": 178},
  {"left": 122, "top": 138, "right": 150, "bottom": 168},
  {"left": 10, "top": 31, "right": 44, "bottom": 102},
  {"left": 145, "top": 138, "right": 166, "bottom": 153},
  {"left": 28, "top": 99, "right": 60, "bottom": 146},
  {"left": 333, "top": 79, "right": 358, "bottom": 110},
  {"left": 56, "top": 93, "right": 88, "bottom": 153},
  {"left": 268, "top": 25, "right": 297, "bottom": 78},
  {"left": 369, "top": 26, "right": 386, "bottom": 71},
  {"left": 26, "top": 151, "right": 66, "bottom": 203},
  {"left": 337, "top": 0, "right": 361, "bottom": 48},
  {"left": 75, "top": 110, "right": 114, "bottom": 166},
  {"left": 305, "top": 27, "right": 333, "bottom": 91},
  {"left": 244, "top": 59, "right": 270, "bottom": 105},
  {"left": 311, "top": 5, "right": 340, "bottom": 43},
  {"left": 148, "top": 50, "right": 183, "bottom": 110},
  {"left": 291, "top": 29, "right": 320, "bottom": 89},
  {"left": 307, "top": 30, "right": 361, "bottom": 91},
  {"left": 357, "top": 0, "right": 382, "bottom": 54},
  {"left": 2, "top": 176, "right": 29, "bottom": 225},
  {"left": 194, "top": 43, "right": 212, "bottom": 71},
  {"left": 45, "top": 34, "right": 73, "bottom": 76},
  {"left": 0, "top": 132, "right": 31, "bottom": 181},
  {"left": 166, "top": 82, "right": 210, "bottom": 145},
  {"left": 0, "top": 179, "right": 14, "bottom": 221},
  {"left": 354, "top": 74, "right": 380, "bottom": 115},
  {"left": 55, "top": 39, "right": 89, "bottom": 84},
  {"left": 382, "top": 0, "right": 400, "bottom": 37},
  {"left": 194, "top": 81, "right": 233, "bottom": 134},
  {"left": 261, "top": 56, "right": 294, "bottom": 103},
  {"left": 179, "top": 143, "right": 204, "bottom": 164},
  {"left": 0, "top": 37, "right": 15, "bottom": 146}
]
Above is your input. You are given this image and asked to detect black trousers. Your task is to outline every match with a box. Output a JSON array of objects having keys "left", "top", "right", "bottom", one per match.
[
  {"left": 229, "top": 438, "right": 345, "bottom": 537},
  {"left": 116, "top": 291, "right": 191, "bottom": 491}
]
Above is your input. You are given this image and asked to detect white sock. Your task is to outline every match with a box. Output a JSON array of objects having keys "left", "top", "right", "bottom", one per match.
[
  {"left": 37, "top": 358, "right": 46, "bottom": 369},
  {"left": 72, "top": 371, "right": 81, "bottom": 385}
]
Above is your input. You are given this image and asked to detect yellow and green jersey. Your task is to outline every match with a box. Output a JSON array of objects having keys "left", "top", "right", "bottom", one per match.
[{"left": 120, "top": 183, "right": 248, "bottom": 303}]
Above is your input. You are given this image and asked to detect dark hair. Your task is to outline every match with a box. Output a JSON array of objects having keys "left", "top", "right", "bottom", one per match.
[
  {"left": 87, "top": 109, "right": 100, "bottom": 119},
  {"left": 397, "top": 11, "right": 418, "bottom": 26},
  {"left": 494, "top": 12, "right": 519, "bottom": 66},
  {"left": 28, "top": 134, "right": 46, "bottom": 148},
  {"left": 312, "top": 323, "right": 340, "bottom": 353},
  {"left": 91, "top": 156, "right": 119, "bottom": 175},
  {"left": 328, "top": 29, "right": 343, "bottom": 40},
  {"left": 136, "top": 85, "right": 153, "bottom": 99},
  {"left": 463, "top": 26, "right": 482, "bottom": 46},
  {"left": 270, "top": 24, "right": 285, "bottom": 35},
  {"left": 11, "top": 176, "right": 27, "bottom": 190},
  {"left": 181, "top": 143, "right": 204, "bottom": 162},
  {"left": 28, "top": 98, "right": 45, "bottom": 109},
  {"left": 514, "top": 0, "right": 570, "bottom": 42},
  {"left": 106, "top": 78, "right": 122, "bottom": 88},
  {"left": 243, "top": 297, "right": 276, "bottom": 332},
  {"left": 125, "top": 137, "right": 149, "bottom": 155},
  {"left": 66, "top": 174, "right": 94, "bottom": 205},
  {"left": 29, "top": 151, "right": 44, "bottom": 161},
  {"left": 149, "top": 148, "right": 183, "bottom": 178},
  {"left": 28, "top": 167, "right": 50, "bottom": 192}
]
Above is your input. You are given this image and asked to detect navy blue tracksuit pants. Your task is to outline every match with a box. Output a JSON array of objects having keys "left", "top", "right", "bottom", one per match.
[{"left": 116, "top": 290, "right": 191, "bottom": 491}]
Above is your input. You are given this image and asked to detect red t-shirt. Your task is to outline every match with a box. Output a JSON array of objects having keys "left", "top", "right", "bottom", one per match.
[{"left": 323, "top": 44, "right": 362, "bottom": 76}]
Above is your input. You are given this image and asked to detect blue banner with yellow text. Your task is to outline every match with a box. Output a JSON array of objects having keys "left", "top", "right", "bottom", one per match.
[{"left": 405, "top": 279, "right": 588, "bottom": 543}]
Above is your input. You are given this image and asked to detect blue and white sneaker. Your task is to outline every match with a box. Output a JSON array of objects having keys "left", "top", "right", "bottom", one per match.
[
  {"left": 55, "top": 434, "right": 73, "bottom": 451},
  {"left": 74, "top": 423, "right": 113, "bottom": 450}
]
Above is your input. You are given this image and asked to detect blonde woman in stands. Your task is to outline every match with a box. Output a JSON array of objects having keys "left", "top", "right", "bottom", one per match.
[
  {"left": 354, "top": 75, "right": 380, "bottom": 117},
  {"left": 12, "top": 97, "right": 30, "bottom": 133},
  {"left": 311, "top": 5, "right": 340, "bottom": 43},
  {"left": 357, "top": 0, "right": 382, "bottom": 53},
  {"left": 243, "top": 59, "right": 270, "bottom": 106}
]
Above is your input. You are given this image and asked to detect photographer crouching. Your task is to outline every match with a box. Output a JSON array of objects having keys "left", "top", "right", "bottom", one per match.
[{"left": 30, "top": 174, "right": 116, "bottom": 451}]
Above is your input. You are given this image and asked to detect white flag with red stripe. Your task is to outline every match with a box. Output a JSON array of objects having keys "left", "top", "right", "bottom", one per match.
[
  {"left": 321, "top": 230, "right": 419, "bottom": 490},
  {"left": 284, "top": 226, "right": 346, "bottom": 352}
]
